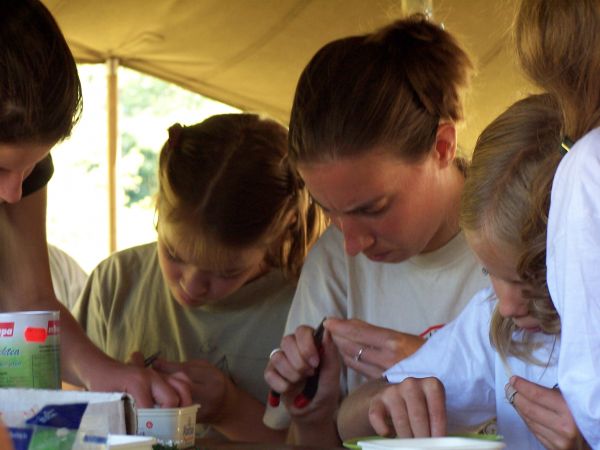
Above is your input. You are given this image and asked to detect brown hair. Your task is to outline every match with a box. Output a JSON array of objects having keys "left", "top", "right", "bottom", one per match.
[
  {"left": 461, "top": 94, "right": 562, "bottom": 362},
  {"left": 515, "top": 0, "right": 600, "bottom": 141},
  {"left": 288, "top": 14, "right": 472, "bottom": 166},
  {"left": 0, "top": 0, "right": 82, "bottom": 145},
  {"left": 156, "top": 114, "right": 325, "bottom": 281}
]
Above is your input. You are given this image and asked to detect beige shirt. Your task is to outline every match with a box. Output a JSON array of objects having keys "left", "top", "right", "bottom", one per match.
[{"left": 74, "top": 243, "right": 294, "bottom": 429}]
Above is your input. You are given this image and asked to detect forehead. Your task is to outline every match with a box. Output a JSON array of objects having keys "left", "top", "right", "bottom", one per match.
[
  {"left": 298, "top": 151, "right": 420, "bottom": 210},
  {"left": 159, "top": 225, "right": 265, "bottom": 270},
  {"left": 466, "top": 231, "right": 519, "bottom": 274},
  {"left": 0, "top": 142, "right": 52, "bottom": 169}
]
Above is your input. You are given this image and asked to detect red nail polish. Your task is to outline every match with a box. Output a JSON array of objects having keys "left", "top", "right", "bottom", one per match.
[
  {"left": 294, "top": 393, "right": 309, "bottom": 408},
  {"left": 268, "top": 390, "right": 280, "bottom": 407}
]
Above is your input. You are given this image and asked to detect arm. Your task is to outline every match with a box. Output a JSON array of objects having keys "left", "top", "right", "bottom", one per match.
[
  {"left": 0, "top": 188, "right": 191, "bottom": 407},
  {"left": 337, "top": 377, "right": 389, "bottom": 440}
]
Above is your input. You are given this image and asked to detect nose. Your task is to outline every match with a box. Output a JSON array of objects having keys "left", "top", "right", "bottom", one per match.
[
  {"left": 337, "top": 217, "right": 375, "bottom": 257},
  {"left": 0, "top": 171, "right": 24, "bottom": 204},
  {"left": 495, "top": 281, "right": 527, "bottom": 318},
  {"left": 180, "top": 268, "right": 210, "bottom": 298}
]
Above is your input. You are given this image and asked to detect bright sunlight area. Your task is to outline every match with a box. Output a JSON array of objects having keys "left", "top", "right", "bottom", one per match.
[{"left": 47, "top": 64, "right": 239, "bottom": 273}]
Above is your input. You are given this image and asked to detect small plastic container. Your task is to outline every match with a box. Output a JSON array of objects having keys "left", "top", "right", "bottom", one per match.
[
  {"left": 136, "top": 404, "right": 199, "bottom": 448},
  {"left": 107, "top": 434, "right": 156, "bottom": 449}
]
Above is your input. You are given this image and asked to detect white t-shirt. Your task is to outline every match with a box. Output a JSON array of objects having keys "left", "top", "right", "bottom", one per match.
[
  {"left": 385, "top": 287, "right": 559, "bottom": 450},
  {"left": 546, "top": 127, "right": 600, "bottom": 448},
  {"left": 285, "top": 226, "right": 489, "bottom": 392},
  {"left": 48, "top": 244, "right": 88, "bottom": 310}
]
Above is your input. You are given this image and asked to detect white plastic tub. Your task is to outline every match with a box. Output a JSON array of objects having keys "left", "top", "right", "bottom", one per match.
[{"left": 136, "top": 404, "right": 199, "bottom": 448}]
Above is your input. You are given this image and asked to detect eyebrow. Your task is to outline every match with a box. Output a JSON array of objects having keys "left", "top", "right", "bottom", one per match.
[{"left": 312, "top": 195, "right": 387, "bottom": 215}]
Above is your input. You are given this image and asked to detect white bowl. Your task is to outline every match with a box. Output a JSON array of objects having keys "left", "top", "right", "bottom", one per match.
[
  {"left": 358, "top": 437, "right": 505, "bottom": 450},
  {"left": 136, "top": 404, "right": 199, "bottom": 448}
]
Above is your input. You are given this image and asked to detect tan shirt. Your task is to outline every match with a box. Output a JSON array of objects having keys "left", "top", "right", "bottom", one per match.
[{"left": 74, "top": 242, "right": 294, "bottom": 414}]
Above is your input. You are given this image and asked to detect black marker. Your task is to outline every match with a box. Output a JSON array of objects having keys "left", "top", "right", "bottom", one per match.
[{"left": 293, "top": 318, "right": 326, "bottom": 408}]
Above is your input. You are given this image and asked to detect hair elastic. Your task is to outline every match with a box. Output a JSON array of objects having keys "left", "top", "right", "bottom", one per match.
[
  {"left": 167, "top": 123, "right": 184, "bottom": 150},
  {"left": 559, "top": 137, "right": 573, "bottom": 156}
]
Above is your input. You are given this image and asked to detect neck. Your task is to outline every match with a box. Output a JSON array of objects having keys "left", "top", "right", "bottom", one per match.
[{"left": 423, "top": 164, "right": 464, "bottom": 253}]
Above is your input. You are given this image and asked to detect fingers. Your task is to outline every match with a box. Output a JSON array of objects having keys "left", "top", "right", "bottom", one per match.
[
  {"left": 127, "top": 351, "right": 145, "bottom": 367},
  {"left": 369, "top": 378, "right": 446, "bottom": 439},
  {"left": 509, "top": 377, "right": 580, "bottom": 450},
  {"left": 325, "top": 318, "right": 388, "bottom": 349},
  {"left": 147, "top": 371, "right": 187, "bottom": 408},
  {"left": 164, "top": 371, "right": 193, "bottom": 407},
  {"left": 265, "top": 326, "right": 321, "bottom": 394}
]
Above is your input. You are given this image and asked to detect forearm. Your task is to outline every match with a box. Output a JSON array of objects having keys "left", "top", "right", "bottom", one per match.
[
  {"left": 213, "top": 384, "right": 287, "bottom": 443},
  {"left": 288, "top": 413, "right": 340, "bottom": 447},
  {"left": 337, "top": 377, "right": 388, "bottom": 441},
  {"left": 0, "top": 188, "right": 118, "bottom": 387}
]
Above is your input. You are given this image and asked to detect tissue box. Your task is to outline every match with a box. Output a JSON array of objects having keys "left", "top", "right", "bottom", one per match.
[{"left": 0, "top": 388, "right": 136, "bottom": 434}]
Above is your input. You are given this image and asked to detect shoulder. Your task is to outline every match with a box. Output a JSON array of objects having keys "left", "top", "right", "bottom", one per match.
[{"left": 90, "top": 242, "right": 158, "bottom": 279}]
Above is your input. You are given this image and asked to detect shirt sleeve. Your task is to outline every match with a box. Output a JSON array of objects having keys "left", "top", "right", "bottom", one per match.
[
  {"left": 384, "top": 287, "right": 497, "bottom": 433},
  {"left": 22, "top": 154, "right": 54, "bottom": 197},
  {"left": 546, "top": 129, "right": 600, "bottom": 447}
]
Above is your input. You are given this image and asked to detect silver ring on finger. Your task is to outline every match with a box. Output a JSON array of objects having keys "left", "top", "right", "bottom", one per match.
[
  {"left": 505, "top": 384, "right": 518, "bottom": 406},
  {"left": 354, "top": 346, "right": 365, "bottom": 362},
  {"left": 269, "top": 348, "right": 283, "bottom": 359}
]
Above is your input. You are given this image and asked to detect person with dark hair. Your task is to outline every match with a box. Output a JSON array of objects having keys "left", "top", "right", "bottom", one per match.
[
  {"left": 515, "top": 1, "right": 600, "bottom": 447},
  {"left": 338, "top": 94, "right": 589, "bottom": 450},
  {"left": 263, "top": 14, "right": 489, "bottom": 446},
  {"left": 0, "top": 0, "right": 191, "bottom": 408},
  {"left": 73, "top": 113, "right": 325, "bottom": 442}
]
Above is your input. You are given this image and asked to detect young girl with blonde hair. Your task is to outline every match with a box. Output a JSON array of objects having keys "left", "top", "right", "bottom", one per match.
[
  {"left": 515, "top": 2, "right": 600, "bottom": 446},
  {"left": 75, "top": 113, "right": 324, "bottom": 442},
  {"left": 337, "top": 94, "right": 589, "bottom": 450}
]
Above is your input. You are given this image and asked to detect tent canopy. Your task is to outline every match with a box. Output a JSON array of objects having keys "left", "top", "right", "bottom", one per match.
[{"left": 43, "top": 0, "right": 534, "bottom": 154}]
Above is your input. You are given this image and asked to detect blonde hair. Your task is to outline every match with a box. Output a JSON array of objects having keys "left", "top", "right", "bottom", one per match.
[
  {"left": 515, "top": 0, "right": 600, "bottom": 140},
  {"left": 289, "top": 14, "right": 472, "bottom": 166},
  {"left": 156, "top": 114, "right": 326, "bottom": 280},
  {"left": 461, "top": 94, "right": 562, "bottom": 361}
]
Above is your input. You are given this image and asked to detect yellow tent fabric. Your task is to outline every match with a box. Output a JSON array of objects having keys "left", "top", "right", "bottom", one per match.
[{"left": 43, "top": 0, "right": 533, "bottom": 153}]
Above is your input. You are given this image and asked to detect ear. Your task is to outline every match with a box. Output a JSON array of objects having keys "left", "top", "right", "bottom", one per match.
[{"left": 433, "top": 122, "right": 457, "bottom": 168}]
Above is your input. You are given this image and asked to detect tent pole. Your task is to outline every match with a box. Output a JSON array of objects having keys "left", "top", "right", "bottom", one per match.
[{"left": 107, "top": 57, "right": 119, "bottom": 254}]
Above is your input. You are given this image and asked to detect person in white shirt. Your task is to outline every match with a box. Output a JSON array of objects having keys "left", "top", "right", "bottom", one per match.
[
  {"left": 263, "top": 14, "right": 489, "bottom": 446},
  {"left": 337, "top": 95, "right": 589, "bottom": 450},
  {"left": 515, "top": 1, "right": 600, "bottom": 447},
  {"left": 48, "top": 244, "right": 87, "bottom": 310}
]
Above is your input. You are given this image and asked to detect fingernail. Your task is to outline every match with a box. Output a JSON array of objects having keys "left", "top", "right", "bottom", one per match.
[
  {"left": 268, "top": 391, "right": 280, "bottom": 407},
  {"left": 309, "top": 356, "right": 319, "bottom": 368},
  {"left": 294, "top": 393, "right": 309, "bottom": 408}
]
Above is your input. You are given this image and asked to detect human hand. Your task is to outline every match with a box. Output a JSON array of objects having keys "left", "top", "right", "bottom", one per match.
[
  {"left": 87, "top": 357, "right": 193, "bottom": 408},
  {"left": 324, "top": 318, "right": 425, "bottom": 379},
  {"left": 264, "top": 325, "right": 341, "bottom": 424},
  {"left": 152, "top": 358, "right": 233, "bottom": 423},
  {"left": 507, "top": 376, "right": 590, "bottom": 450},
  {"left": 369, "top": 377, "right": 447, "bottom": 438}
]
